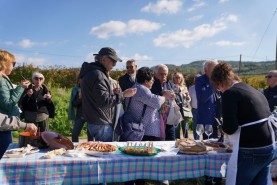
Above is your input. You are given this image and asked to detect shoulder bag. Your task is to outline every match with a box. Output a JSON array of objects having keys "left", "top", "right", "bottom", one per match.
[{"left": 115, "top": 97, "right": 147, "bottom": 141}]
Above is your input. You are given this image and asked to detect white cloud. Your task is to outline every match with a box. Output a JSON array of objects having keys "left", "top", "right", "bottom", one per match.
[
  {"left": 141, "top": 0, "right": 183, "bottom": 15},
  {"left": 15, "top": 54, "right": 47, "bottom": 66},
  {"left": 219, "top": 0, "right": 229, "bottom": 3},
  {"left": 213, "top": 40, "right": 244, "bottom": 46},
  {"left": 18, "top": 39, "right": 48, "bottom": 48},
  {"left": 187, "top": 15, "right": 203, "bottom": 21},
  {"left": 27, "top": 57, "right": 47, "bottom": 66},
  {"left": 154, "top": 14, "right": 238, "bottom": 48},
  {"left": 226, "top": 14, "right": 238, "bottom": 22},
  {"left": 132, "top": 53, "right": 153, "bottom": 61},
  {"left": 118, "top": 54, "right": 153, "bottom": 63},
  {"left": 90, "top": 19, "right": 162, "bottom": 39},
  {"left": 187, "top": 1, "right": 206, "bottom": 12},
  {"left": 18, "top": 39, "right": 35, "bottom": 48}
]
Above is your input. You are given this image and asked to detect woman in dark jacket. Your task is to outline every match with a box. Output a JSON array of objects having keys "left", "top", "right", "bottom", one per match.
[{"left": 20, "top": 72, "right": 55, "bottom": 132}]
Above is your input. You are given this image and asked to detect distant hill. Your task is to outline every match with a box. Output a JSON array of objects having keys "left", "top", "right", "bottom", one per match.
[{"left": 165, "top": 60, "right": 276, "bottom": 75}]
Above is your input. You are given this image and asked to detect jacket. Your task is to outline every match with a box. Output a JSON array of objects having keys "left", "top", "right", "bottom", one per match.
[
  {"left": 151, "top": 77, "right": 174, "bottom": 95},
  {"left": 0, "top": 75, "right": 24, "bottom": 116},
  {"left": 79, "top": 62, "right": 124, "bottom": 125},
  {"left": 20, "top": 84, "right": 55, "bottom": 118},
  {"left": 125, "top": 83, "right": 163, "bottom": 137},
  {"left": 263, "top": 86, "right": 277, "bottom": 112},
  {"left": 0, "top": 113, "right": 26, "bottom": 131},
  {"left": 118, "top": 73, "right": 135, "bottom": 91},
  {"left": 195, "top": 74, "right": 220, "bottom": 126},
  {"left": 68, "top": 85, "right": 80, "bottom": 120}
]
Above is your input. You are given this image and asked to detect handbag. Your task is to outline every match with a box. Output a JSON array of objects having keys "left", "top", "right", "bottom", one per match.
[
  {"left": 175, "top": 91, "right": 192, "bottom": 118},
  {"left": 166, "top": 100, "right": 183, "bottom": 126},
  {"left": 115, "top": 97, "right": 147, "bottom": 141},
  {"left": 182, "top": 103, "right": 192, "bottom": 118}
]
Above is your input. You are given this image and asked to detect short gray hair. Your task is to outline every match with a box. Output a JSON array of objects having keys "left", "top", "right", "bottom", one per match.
[
  {"left": 268, "top": 70, "right": 277, "bottom": 75},
  {"left": 32, "top": 72, "right": 44, "bottom": 80},
  {"left": 153, "top": 64, "right": 168, "bottom": 74},
  {"left": 203, "top": 59, "right": 218, "bottom": 72}
]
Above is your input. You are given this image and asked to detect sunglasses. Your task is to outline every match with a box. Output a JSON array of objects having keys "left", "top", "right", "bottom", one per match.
[
  {"left": 12, "top": 61, "right": 16, "bottom": 67},
  {"left": 34, "top": 77, "right": 43, "bottom": 81},
  {"left": 265, "top": 75, "right": 277, "bottom": 79}
]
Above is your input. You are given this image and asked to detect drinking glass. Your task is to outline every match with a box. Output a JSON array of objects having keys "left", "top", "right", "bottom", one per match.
[
  {"left": 205, "top": 124, "right": 213, "bottom": 140},
  {"left": 196, "top": 124, "right": 204, "bottom": 141}
]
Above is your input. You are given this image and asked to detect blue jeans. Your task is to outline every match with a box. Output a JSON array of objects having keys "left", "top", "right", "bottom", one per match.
[
  {"left": 236, "top": 144, "right": 277, "bottom": 185},
  {"left": 87, "top": 124, "right": 113, "bottom": 142},
  {"left": 72, "top": 117, "right": 93, "bottom": 142},
  {"left": 0, "top": 131, "right": 12, "bottom": 158},
  {"left": 192, "top": 108, "right": 199, "bottom": 140}
]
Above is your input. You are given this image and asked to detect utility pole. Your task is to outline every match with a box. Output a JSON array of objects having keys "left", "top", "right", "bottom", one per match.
[
  {"left": 275, "top": 36, "right": 277, "bottom": 69},
  {"left": 238, "top": 54, "right": 242, "bottom": 74}
]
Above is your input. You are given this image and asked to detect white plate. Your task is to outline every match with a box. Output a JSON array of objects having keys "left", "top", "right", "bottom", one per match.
[
  {"left": 5, "top": 152, "right": 26, "bottom": 158},
  {"left": 64, "top": 149, "right": 86, "bottom": 158},
  {"left": 178, "top": 150, "right": 208, "bottom": 155},
  {"left": 85, "top": 150, "right": 116, "bottom": 156},
  {"left": 5, "top": 148, "right": 39, "bottom": 155}
]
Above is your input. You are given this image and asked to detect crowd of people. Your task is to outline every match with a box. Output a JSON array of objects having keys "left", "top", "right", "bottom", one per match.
[{"left": 1, "top": 47, "right": 277, "bottom": 185}]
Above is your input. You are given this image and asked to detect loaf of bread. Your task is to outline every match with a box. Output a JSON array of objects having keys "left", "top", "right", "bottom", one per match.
[{"left": 176, "top": 138, "right": 207, "bottom": 153}]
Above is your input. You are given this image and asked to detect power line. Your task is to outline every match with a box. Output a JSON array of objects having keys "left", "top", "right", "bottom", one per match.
[
  {"left": 0, "top": 46, "right": 241, "bottom": 62},
  {"left": 252, "top": 8, "right": 277, "bottom": 60},
  {"left": 0, "top": 46, "right": 83, "bottom": 58},
  {"left": 243, "top": 55, "right": 274, "bottom": 61}
]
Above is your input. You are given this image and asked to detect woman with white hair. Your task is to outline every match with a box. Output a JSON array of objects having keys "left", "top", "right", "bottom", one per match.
[{"left": 20, "top": 72, "right": 55, "bottom": 132}]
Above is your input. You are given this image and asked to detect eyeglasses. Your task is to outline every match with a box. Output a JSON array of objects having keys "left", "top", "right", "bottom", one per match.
[
  {"left": 12, "top": 61, "right": 16, "bottom": 67},
  {"left": 34, "top": 77, "right": 43, "bottom": 81},
  {"left": 265, "top": 75, "right": 277, "bottom": 79},
  {"left": 126, "top": 66, "right": 134, "bottom": 69}
]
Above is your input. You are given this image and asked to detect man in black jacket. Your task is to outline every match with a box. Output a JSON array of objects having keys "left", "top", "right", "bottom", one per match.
[
  {"left": 79, "top": 47, "right": 136, "bottom": 142},
  {"left": 264, "top": 70, "right": 277, "bottom": 112},
  {"left": 118, "top": 59, "right": 137, "bottom": 91},
  {"left": 151, "top": 64, "right": 176, "bottom": 141}
]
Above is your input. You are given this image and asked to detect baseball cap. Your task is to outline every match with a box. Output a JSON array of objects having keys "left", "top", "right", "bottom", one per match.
[{"left": 93, "top": 47, "right": 122, "bottom": 62}]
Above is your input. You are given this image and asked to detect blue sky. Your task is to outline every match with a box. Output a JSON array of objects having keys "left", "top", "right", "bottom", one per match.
[{"left": 0, "top": 0, "right": 276, "bottom": 70}]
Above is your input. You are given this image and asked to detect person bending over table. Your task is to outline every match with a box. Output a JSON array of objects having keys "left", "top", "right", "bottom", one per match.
[{"left": 211, "top": 62, "right": 277, "bottom": 185}]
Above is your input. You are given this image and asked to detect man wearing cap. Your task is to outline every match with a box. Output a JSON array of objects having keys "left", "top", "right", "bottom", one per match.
[
  {"left": 264, "top": 70, "right": 277, "bottom": 112},
  {"left": 118, "top": 59, "right": 137, "bottom": 91},
  {"left": 79, "top": 47, "right": 137, "bottom": 142}
]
